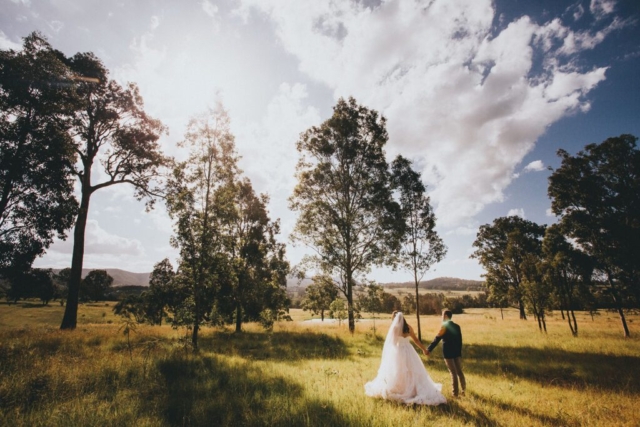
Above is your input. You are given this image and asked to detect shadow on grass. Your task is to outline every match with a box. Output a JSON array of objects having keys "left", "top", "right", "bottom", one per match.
[
  {"left": 466, "top": 391, "right": 579, "bottom": 427},
  {"left": 152, "top": 354, "right": 351, "bottom": 427},
  {"left": 200, "top": 330, "right": 349, "bottom": 361},
  {"left": 463, "top": 343, "right": 640, "bottom": 394}
]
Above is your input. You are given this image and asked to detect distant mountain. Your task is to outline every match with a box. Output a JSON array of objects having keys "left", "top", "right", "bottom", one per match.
[
  {"left": 52, "top": 268, "right": 150, "bottom": 287},
  {"left": 286, "top": 275, "right": 484, "bottom": 291},
  {"left": 48, "top": 269, "right": 482, "bottom": 291}
]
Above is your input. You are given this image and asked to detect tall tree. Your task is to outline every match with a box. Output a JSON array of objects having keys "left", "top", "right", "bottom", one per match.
[
  {"left": 166, "top": 105, "right": 239, "bottom": 349},
  {"left": 301, "top": 275, "right": 339, "bottom": 321},
  {"left": 391, "top": 155, "right": 447, "bottom": 340},
  {"left": 541, "top": 224, "right": 593, "bottom": 336},
  {"left": 60, "top": 52, "right": 167, "bottom": 330},
  {"left": 548, "top": 134, "right": 640, "bottom": 337},
  {"left": 0, "top": 32, "right": 78, "bottom": 276},
  {"left": 225, "top": 179, "right": 289, "bottom": 332},
  {"left": 289, "top": 97, "right": 403, "bottom": 333},
  {"left": 471, "top": 216, "right": 546, "bottom": 319}
]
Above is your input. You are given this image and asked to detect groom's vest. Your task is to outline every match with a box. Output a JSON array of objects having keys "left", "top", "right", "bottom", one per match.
[{"left": 427, "top": 320, "right": 462, "bottom": 359}]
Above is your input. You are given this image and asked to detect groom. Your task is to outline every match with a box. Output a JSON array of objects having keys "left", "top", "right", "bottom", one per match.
[{"left": 425, "top": 309, "right": 466, "bottom": 397}]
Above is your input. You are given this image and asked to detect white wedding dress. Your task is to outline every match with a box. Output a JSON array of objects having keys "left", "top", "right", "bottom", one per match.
[{"left": 365, "top": 312, "right": 447, "bottom": 405}]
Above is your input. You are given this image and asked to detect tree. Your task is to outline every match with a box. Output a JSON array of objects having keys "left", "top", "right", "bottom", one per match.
[
  {"left": 4, "top": 267, "right": 55, "bottom": 304},
  {"left": 289, "top": 97, "right": 403, "bottom": 333},
  {"left": 301, "top": 275, "right": 339, "bottom": 321},
  {"left": 329, "top": 298, "right": 347, "bottom": 326},
  {"left": 80, "top": 269, "right": 113, "bottom": 302},
  {"left": 541, "top": 224, "right": 594, "bottom": 336},
  {"left": 165, "top": 105, "right": 239, "bottom": 349},
  {"left": 145, "top": 258, "right": 177, "bottom": 325},
  {"left": 548, "top": 134, "right": 640, "bottom": 337},
  {"left": 0, "top": 32, "right": 78, "bottom": 276},
  {"left": 520, "top": 253, "right": 551, "bottom": 332},
  {"left": 60, "top": 52, "right": 167, "bottom": 329},
  {"left": 357, "top": 282, "right": 384, "bottom": 334},
  {"left": 224, "top": 178, "right": 290, "bottom": 332},
  {"left": 471, "top": 216, "right": 546, "bottom": 319},
  {"left": 391, "top": 155, "right": 447, "bottom": 340}
]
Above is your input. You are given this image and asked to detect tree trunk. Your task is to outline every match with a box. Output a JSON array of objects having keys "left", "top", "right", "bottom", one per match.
[
  {"left": 518, "top": 300, "right": 527, "bottom": 320},
  {"left": 347, "top": 275, "right": 355, "bottom": 334},
  {"left": 60, "top": 187, "right": 91, "bottom": 330},
  {"left": 500, "top": 307, "right": 504, "bottom": 320},
  {"left": 235, "top": 302, "right": 242, "bottom": 333},
  {"left": 192, "top": 321, "right": 199, "bottom": 350},
  {"left": 321, "top": 310, "right": 324, "bottom": 321},
  {"left": 568, "top": 309, "right": 578, "bottom": 337},
  {"left": 414, "top": 272, "right": 421, "bottom": 341},
  {"left": 617, "top": 306, "right": 630, "bottom": 338}
]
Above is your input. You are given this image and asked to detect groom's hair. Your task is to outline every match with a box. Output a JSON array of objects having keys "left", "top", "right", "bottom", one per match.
[{"left": 442, "top": 309, "right": 453, "bottom": 319}]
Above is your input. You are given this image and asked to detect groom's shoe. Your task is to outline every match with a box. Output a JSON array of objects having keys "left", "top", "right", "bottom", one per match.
[{"left": 460, "top": 390, "right": 466, "bottom": 397}]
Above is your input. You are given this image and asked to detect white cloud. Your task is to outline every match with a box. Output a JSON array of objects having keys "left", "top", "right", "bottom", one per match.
[
  {"left": 0, "top": 30, "right": 22, "bottom": 50},
  {"left": 546, "top": 208, "right": 555, "bottom": 217},
  {"left": 47, "top": 220, "right": 144, "bottom": 256},
  {"left": 201, "top": 0, "right": 218, "bottom": 18},
  {"left": 590, "top": 0, "right": 616, "bottom": 20},
  {"left": 523, "top": 160, "right": 545, "bottom": 173},
  {"left": 234, "top": 82, "right": 321, "bottom": 242},
  {"left": 150, "top": 15, "right": 160, "bottom": 30},
  {"left": 10, "top": 0, "right": 31, "bottom": 6},
  {"left": 239, "top": 0, "right": 619, "bottom": 226},
  {"left": 48, "top": 20, "right": 64, "bottom": 33},
  {"left": 507, "top": 208, "right": 525, "bottom": 218},
  {"left": 446, "top": 226, "right": 478, "bottom": 236},
  {"left": 571, "top": 4, "right": 585, "bottom": 21}
]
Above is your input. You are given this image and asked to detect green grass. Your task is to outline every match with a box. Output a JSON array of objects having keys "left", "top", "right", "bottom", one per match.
[{"left": 0, "top": 304, "right": 638, "bottom": 426}]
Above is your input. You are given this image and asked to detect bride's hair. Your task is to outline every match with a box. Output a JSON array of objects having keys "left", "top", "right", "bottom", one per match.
[{"left": 392, "top": 311, "right": 410, "bottom": 334}]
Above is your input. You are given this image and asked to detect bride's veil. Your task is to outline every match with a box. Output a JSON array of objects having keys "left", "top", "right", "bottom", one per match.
[{"left": 372, "top": 312, "right": 406, "bottom": 390}]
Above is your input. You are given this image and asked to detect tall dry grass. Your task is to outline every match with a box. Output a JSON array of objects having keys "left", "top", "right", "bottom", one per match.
[{"left": 0, "top": 303, "right": 638, "bottom": 426}]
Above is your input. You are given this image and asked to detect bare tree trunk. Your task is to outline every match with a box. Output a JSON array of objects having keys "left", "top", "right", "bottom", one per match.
[
  {"left": 518, "top": 300, "right": 527, "bottom": 320},
  {"left": 414, "top": 271, "right": 422, "bottom": 341},
  {"left": 347, "top": 275, "right": 355, "bottom": 334},
  {"left": 568, "top": 309, "right": 578, "bottom": 337},
  {"left": 60, "top": 186, "right": 91, "bottom": 330},
  {"left": 235, "top": 303, "right": 242, "bottom": 333}
]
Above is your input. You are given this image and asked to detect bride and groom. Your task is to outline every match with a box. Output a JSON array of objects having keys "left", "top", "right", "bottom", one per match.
[{"left": 364, "top": 309, "right": 466, "bottom": 405}]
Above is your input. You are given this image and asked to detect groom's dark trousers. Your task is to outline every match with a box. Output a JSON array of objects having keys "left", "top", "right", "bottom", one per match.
[{"left": 427, "top": 320, "right": 466, "bottom": 396}]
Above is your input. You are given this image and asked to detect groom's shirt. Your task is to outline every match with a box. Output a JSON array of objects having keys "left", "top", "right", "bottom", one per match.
[{"left": 427, "top": 320, "right": 462, "bottom": 359}]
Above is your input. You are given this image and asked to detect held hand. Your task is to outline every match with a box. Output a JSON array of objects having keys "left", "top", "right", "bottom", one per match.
[{"left": 423, "top": 349, "right": 429, "bottom": 356}]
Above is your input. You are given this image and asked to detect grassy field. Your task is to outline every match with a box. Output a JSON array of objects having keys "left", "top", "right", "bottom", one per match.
[{"left": 1, "top": 302, "right": 639, "bottom": 426}]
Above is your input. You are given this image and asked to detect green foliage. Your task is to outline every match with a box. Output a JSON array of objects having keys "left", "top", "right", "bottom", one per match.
[
  {"left": 0, "top": 32, "right": 78, "bottom": 275},
  {"left": 80, "top": 270, "right": 114, "bottom": 302},
  {"left": 301, "top": 275, "right": 339, "bottom": 321},
  {"left": 549, "top": 134, "right": 640, "bottom": 337},
  {"left": 329, "top": 298, "right": 347, "bottom": 326},
  {"left": 290, "top": 97, "right": 403, "bottom": 333},
  {"left": 391, "top": 155, "right": 447, "bottom": 339},
  {"left": 471, "top": 216, "right": 546, "bottom": 320}
]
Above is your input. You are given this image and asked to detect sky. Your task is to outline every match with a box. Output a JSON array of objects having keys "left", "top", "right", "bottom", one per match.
[{"left": 2, "top": 0, "right": 639, "bottom": 283}]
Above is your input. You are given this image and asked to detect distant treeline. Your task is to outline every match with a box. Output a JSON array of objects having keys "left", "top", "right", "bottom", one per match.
[{"left": 383, "top": 277, "right": 485, "bottom": 292}]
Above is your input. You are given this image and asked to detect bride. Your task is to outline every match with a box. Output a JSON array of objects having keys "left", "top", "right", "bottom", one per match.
[{"left": 365, "top": 311, "right": 447, "bottom": 405}]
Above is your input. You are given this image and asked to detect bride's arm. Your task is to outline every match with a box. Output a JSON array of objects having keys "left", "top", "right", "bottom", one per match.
[{"left": 407, "top": 325, "right": 428, "bottom": 355}]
